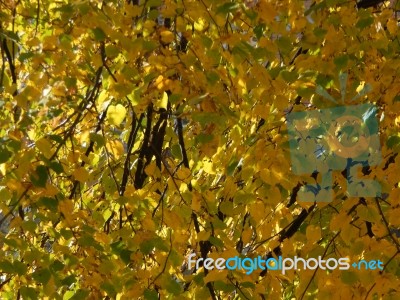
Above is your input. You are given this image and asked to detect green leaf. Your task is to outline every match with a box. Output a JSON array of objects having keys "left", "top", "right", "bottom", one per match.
[
  {"left": 48, "top": 134, "right": 64, "bottom": 144},
  {"left": 78, "top": 235, "right": 103, "bottom": 251},
  {"left": 201, "top": 36, "right": 213, "bottom": 48},
  {"left": 219, "top": 103, "right": 239, "bottom": 121},
  {"left": 65, "top": 77, "right": 77, "bottom": 89},
  {"left": 195, "top": 133, "right": 213, "bottom": 144},
  {"left": 214, "top": 281, "right": 235, "bottom": 293},
  {"left": 280, "top": 70, "right": 298, "bottom": 83},
  {"left": 18, "top": 52, "right": 34, "bottom": 63},
  {"left": 48, "top": 161, "right": 64, "bottom": 174},
  {"left": 0, "top": 260, "right": 15, "bottom": 273},
  {"left": 120, "top": 249, "right": 133, "bottom": 265},
  {"left": 226, "top": 159, "right": 238, "bottom": 176},
  {"left": 0, "top": 147, "right": 12, "bottom": 163},
  {"left": 92, "top": 27, "right": 106, "bottom": 41},
  {"left": 232, "top": 44, "right": 249, "bottom": 60},
  {"left": 37, "top": 197, "right": 58, "bottom": 212},
  {"left": 50, "top": 260, "right": 65, "bottom": 272},
  {"left": 30, "top": 165, "right": 48, "bottom": 187},
  {"left": 64, "top": 254, "right": 79, "bottom": 267},
  {"left": 296, "top": 86, "right": 314, "bottom": 98},
  {"left": 140, "top": 237, "right": 168, "bottom": 255},
  {"left": 143, "top": 40, "right": 157, "bottom": 52},
  {"left": 169, "top": 93, "right": 181, "bottom": 105},
  {"left": 111, "top": 240, "right": 125, "bottom": 255},
  {"left": 144, "top": 289, "right": 159, "bottom": 300},
  {"left": 146, "top": 0, "right": 162, "bottom": 7},
  {"left": 276, "top": 36, "right": 293, "bottom": 54},
  {"left": 3, "top": 31, "right": 20, "bottom": 42},
  {"left": 140, "top": 239, "right": 155, "bottom": 255},
  {"left": 192, "top": 112, "right": 219, "bottom": 126},
  {"left": 7, "top": 139, "right": 21, "bottom": 152},
  {"left": 305, "top": 1, "right": 326, "bottom": 15},
  {"left": 254, "top": 24, "right": 266, "bottom": 40},
  {"left": 220, "top": 201, "right": 234, "bottom": 216},
  {"left": 77, "top": 3, "right": 90, "bottom": 15},
  {"left": 356, "top": 17, "right": 373, "bottom": 29},
  {"left": 193, "top": 272, "right": 204, "bottom": 284},
  {"left": 206, "top": 71, "right": 219, "bottom": 85},
  {"left": 216, "top": 2, "right": 240, "bottom": 15},
  {"left": 32, "top": 268, "right": 51, "bottom": 285},
  {"left": 387, "top": 136, "right": 400, "bottom": 149},
  {"left": 105, "top": 44, "right": 119, "bottom": 59},
  {"left": 101, "top": 282, "right": 117, "bottom": 298},
  {"left": 171, "top": 144, "right": 182, "bottom": 160},
  {"left": 53, "top": 4, "right": 73, "bottom": 14},
  {"left": 164, "top": 276, "right": 183, "bottom": 295},
  {"left": 60, "top": 229, "right": 74, "bottom": 240},
  {"left": 268, "top": 66, "right": 283, "bottom": 79},
  {"left": 316, "top": 74, "right": 333, "bottom": 87},
  {"left": 313, "top": 27, "right": 327, "bottom": 38},
  {"left": 61, "top": 275, "right": 76, "bottom": 286},
  {"left": 241, "top": 281, "right": 255, "bottom": 289},
  {"left": 21, "top": 220, "right": 37, "bottom": 233},
  {"left": 4, "top": 238, "right": 20, "bottom": 249},
  {"left": 13, "top": 261, "right": 28, "bottom": 276},
  {"left": 69, "top": 289, "right": 90, "bottom": 300},
  {"left": 209, "top": 236, "right": 224, "bottom": 248},
  {"left": 334, "top": 55, "right": 348, "bottom": 69},
  {"left": 19, "top": 287, "right": 38, "bottom": 300},
  {"left": 341, "top": 271, "right": 358, "bottom": 284}
]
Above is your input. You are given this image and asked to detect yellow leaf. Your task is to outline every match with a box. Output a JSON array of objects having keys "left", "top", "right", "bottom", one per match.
[
  {"left": 389, "top": 208, "right": 400, "bottom": 226},
  {"left": 51, "top": 81, "right": 67, "bottom": 97},
  {"left": 258, "top": 1, "right": 277, "bottom": 23},
  {"left": 330, "top": 213, "right": 351, "bottom": 231},
  {"left": 197, "top": 230, "right": 210, "bottom": 241},
  {"left": 106, "top": 140, "right": 125, "bottom": 159},
  {"left": 242, "top": 228, "right": 253, "bottom": 244},
  {"left": 306, "top": 225, "right": 321, "bottom": 242},
  {"left": 107, "top": 104, "right": 127, "bottom": 126},
  {"left": 191, "top": 192, "right": 201, "bottom": 212},
  {"left": 0, "top": 164, "right": 6, "bottom": 176},
  {"left": 94, "top": 232, "right": 111, "bottom": 244},
  {"left": 58, "top": 200, "right": 75, "bottom": 226},
  {"left": 204, "top": 269, "right": 228, "bottom": 284},
  {"left": 142, "top": 216, "right": 156, "bottom": 231},
  {"left": 43, "top": 35, "right": 58, "bottom": 50},
  {"left": 36, "top": 138, "right": 53, "bottom": 159},
  {"left": 248, "top": 201, "right": 265, "bottom": 223},
  {"left": 372, "top": 223, "right": 387, "bottom": 237},
  {"left": 267, "top": 186, "right": 281, "bottom": 205},
  {"left": 160, "top": 30, "right": 175, "bottom": 44},
  {"left": 202, "top": 160, "right": 215, "bottom": 175},
  {"left": 145, "top": 162, "right": 157, "bottom": 176},
  {"left": 158, "top": 91, "right": 168, "bottom": 109},
  {"left": 387, "top": 19, "right": 397, "bottom": 35},
  {"left": 42, "top": 184, "right": 59, "bottom": 196},
  {"left": 177, "top": 167, "right": 191, "bottom": 180},
  {"left": 194, "top": 18, "right": 208, "bottom": 31},
  {"left": 6, "top": 178, "right": 23, "bottom": 191},
  {"left": 73, "top": 167, "right": 89, "bottom": 182}
]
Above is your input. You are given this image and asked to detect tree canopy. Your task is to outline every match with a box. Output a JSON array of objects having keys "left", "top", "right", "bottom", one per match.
[{"left": 0, "top": 0, "right": 400, "bottom": 299}]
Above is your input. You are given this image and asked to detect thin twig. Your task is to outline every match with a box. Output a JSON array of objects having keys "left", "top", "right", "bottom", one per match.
[{"left": 299, "top": 231, "right": 341, "bottom": 300}]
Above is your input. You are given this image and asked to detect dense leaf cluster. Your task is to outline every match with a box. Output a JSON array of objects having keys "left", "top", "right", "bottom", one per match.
[{"left": 0, "top": 0, "right": 399, "bottom": 299}]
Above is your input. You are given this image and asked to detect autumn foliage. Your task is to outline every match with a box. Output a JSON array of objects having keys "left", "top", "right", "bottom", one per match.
[{"left": 0, "top": 0, "right": 400, "bottom": 299}]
